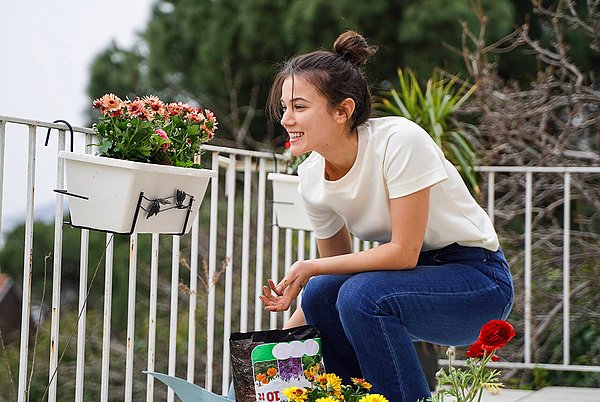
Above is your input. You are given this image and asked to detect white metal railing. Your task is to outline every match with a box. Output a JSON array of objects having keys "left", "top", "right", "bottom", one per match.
[{"left": 0, "top": 115, "right": 599, "bottom": 402}]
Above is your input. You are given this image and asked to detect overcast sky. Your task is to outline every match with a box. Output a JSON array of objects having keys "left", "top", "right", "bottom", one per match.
[{"left": 0, "top": 1, "right": 153, "bottom": 233}]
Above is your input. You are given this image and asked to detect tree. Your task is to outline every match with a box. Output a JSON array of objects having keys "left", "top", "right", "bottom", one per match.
[{"left": 87, "top": 0, "right": 516, "bottom": 149}]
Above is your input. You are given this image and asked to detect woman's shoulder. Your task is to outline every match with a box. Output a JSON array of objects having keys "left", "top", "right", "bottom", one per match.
[
  {"left": 297, "top": 151, "right": 322, "bottom": 177},
  {"left": 366, "top": 116, "right": 431, "bottom": 147}
]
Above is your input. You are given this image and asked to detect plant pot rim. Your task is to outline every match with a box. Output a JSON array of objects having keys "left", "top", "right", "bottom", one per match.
[{"left": 59, "top": 150, "right": 217, "bottom": 178}]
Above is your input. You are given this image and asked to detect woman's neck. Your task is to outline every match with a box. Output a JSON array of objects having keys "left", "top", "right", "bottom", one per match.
[{"left": 322, "top": 128, "right": 359, "bottom": 181}]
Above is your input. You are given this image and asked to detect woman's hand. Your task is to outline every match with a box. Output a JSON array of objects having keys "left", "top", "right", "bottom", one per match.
[{"left": 260, "top": 260, "right": 314, "bottom": 312}]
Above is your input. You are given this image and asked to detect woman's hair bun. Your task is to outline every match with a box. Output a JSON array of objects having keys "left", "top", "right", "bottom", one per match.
[{"left": 332, "top": 30, "right": 378, "bottom": 66}]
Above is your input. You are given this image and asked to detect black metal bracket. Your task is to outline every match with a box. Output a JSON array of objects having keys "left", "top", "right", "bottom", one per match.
[
  {"left": 58, "top": 189, "right": 195, "bottom": 236},
  {"left": 45, "top": 119, "right": 74, "bottom": 152},
  {"left": 53, "top": 189, "right": 89, "bottom": 200},
  {"left": 270, "top": 200, "right": 294, "bottom": 206}
]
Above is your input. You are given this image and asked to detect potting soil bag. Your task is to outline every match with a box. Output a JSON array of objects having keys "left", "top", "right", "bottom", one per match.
[{"left": 230, "top": 325, "right": 322, "bottom": 402}]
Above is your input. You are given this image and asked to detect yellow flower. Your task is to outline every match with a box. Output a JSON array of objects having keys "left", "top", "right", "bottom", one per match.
[
  {"left": 357, "top": 394, "right": 389, "bottom": 402},
  {"left": 282, "top": 387, "right": 308, "bottom": 402},
  {"left": 351, "top": 378, "right": 373, "bottom": 390},
  {"left": 304, "top": 363, "right": 320, "bottom": 377},
  {"left": 315, "top": 397, "right": 338, "bottom": 402},
  {"left": 325, "top": 373, "right": 342, "bottom": 396}
]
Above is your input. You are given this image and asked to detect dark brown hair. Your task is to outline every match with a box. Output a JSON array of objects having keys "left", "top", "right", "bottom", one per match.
[{"left": 267, "top": 31, "right": 378, "bottom": 130}]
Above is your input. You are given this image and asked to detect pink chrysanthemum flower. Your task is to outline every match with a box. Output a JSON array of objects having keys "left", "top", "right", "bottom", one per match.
[
  {"left": 187, "top": 111, "right": 206, "bottom": 124},
  {"left": 181, "top": 104, "right": 195, "bottom": 114},
  {"left": 99, "top": 93, "right": 123, "bottom": 113},
  {"left": 155, "top": 129, "right": 170, "bottom": 151},
  {"left": 127, "top": 100, "right": 149, "bottom": 119},
  {"left": 204, "top": 109, "right": 217, "bottom": 124},
  {"left": 167, "top": 102, "right": 185, "bottom": 116},
  {"left": 143, "top": 95, "right": 166, "bottom": 116}
]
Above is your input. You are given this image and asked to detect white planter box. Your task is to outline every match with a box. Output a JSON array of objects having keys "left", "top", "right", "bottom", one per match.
[
  {"left": 58, "top": 151, "right": 216, "bottom": 234},
  {"left": 267, "top": 173, "right": 313, "bottom": 231}
]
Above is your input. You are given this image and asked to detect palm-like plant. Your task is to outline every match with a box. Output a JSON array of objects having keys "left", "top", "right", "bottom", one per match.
[{"left": 376, "top": 68, "right": 480, "bottom": 195}]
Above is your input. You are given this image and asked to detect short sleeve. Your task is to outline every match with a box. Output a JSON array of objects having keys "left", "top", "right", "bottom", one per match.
[
  {"left": 298, "top": 183, "right": 346, "bottom": 239},
  {"left": 383, "top": 123, "right": 448, "bottom": 198}
]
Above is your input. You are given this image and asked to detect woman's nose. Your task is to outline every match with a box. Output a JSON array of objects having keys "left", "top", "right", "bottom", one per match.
[{"left": 281, "top": 108, "right": 293, "bottom": 127}]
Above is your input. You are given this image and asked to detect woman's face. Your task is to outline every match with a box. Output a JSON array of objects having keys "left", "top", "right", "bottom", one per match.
[{"left": 280, "top": 75, "right": 344, "bottom": 157}]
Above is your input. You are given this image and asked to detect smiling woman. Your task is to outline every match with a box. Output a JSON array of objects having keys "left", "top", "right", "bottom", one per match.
[{"left": 260, "top": 30, "right": 514, "bottom": 402}]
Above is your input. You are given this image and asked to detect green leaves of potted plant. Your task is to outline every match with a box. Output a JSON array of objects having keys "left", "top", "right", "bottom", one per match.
[
  {"left": 377, "top": 68, "right": 480, "bottom": 196},
  {"left": 58, "top": 94, "right": 218, "bottom": 235}
]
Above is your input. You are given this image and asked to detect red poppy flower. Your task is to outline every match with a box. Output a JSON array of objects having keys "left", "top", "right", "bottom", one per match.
[
  {"left": 477, "top": 320, "right": 516, "bottom": 352},
  {"left": 466, "top": 340, "right": 500, "bottom": 361},
  {"left": 284, "top": 140, "right": 291, "bottom": 149}
]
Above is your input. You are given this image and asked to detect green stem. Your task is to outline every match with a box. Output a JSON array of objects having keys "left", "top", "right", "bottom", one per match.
[
  {"left": 447, "top": 352, "right": 464, "bottom": 401},
  {"left": 464, "top": 351, "right": 494, "bottom": 401},
  {"left": 476, "top": 388, "right": 484, "bottom": 402}
]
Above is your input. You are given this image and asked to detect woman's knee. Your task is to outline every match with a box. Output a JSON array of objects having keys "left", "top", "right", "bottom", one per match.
[
  {"left": 336, "top": 274, "right": 380, "bottom": 319},
  {"left": 302, "top": 275, "right": 349, "bottom": 314}
]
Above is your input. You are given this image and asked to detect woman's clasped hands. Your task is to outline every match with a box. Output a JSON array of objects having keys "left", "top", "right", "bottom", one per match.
[{"left": 260, "top": 260, "right": 313, "bottom": 312}]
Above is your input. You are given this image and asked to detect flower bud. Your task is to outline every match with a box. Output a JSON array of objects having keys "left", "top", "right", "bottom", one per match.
[{"left": 446, "top": 346, "right": 456, "bottom": 358}]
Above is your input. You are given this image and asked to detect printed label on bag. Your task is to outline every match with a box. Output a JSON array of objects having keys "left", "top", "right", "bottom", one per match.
[{"left": 251, "top": 339, "right": 322, "bottom": 401}]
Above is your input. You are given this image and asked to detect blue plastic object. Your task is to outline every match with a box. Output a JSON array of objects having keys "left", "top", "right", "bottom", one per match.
[{"left": 144, "top": 371, "right": 233, "bottom": 402}]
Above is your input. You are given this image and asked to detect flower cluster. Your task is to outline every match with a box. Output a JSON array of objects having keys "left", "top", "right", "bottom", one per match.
[
  {"left": 423, "top": 320, "right": 516, "bottom": 402},
  {"left": 282, "top": 365, "right": 388, "bottom": 402},
  {"left": 256, "top": 366, "right": 279, "bottom": 385},
  {"left": 92, "top": 93, "right": 217, "bottom": 168}
]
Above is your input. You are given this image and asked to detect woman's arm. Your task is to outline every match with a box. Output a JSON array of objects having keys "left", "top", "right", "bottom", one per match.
[
  {"left": 262, "top": 186, "right": 431, "bottom": 312},
  {"left": 280, "top": 226, "right": 353, "bottom": 328}
]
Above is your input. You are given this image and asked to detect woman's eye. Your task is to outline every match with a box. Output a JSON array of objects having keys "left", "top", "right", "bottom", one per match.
[{"left": 294, "top": 105, "right": 305, "bottom": 110}]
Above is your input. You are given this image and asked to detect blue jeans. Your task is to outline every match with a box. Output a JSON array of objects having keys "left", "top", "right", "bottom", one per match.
[{"left": 301, "top": 243, "right": 514, "bottom": 402}]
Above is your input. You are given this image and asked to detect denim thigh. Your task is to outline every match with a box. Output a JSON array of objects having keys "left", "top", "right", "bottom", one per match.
[
  {"left": 418, "top": 243, "right": 514, "bottom": 320},
  {"left": 335, "top": 243, "right": 515, "bottom": 346}
]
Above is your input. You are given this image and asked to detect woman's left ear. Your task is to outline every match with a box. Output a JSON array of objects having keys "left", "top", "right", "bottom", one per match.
[{"left": 335, "top": 98, "right": 356, "bottom": 123}]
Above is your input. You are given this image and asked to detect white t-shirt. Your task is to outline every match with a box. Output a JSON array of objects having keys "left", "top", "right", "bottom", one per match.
[{"left": 297, "top": 116, "right": 499, "bottom": 252}]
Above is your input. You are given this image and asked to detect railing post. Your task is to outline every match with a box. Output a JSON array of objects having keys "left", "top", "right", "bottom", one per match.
[
  {"left": 100, "top": 234, "right": 114, "bottom": 402},
  {"left": 167, "top": 235, "right": 181, "bottom": 402},
  {"left": 125, "top": 234, "right": 138, "bottom": 402},
  {"left": 48, "top": 129, "right": 66, "bottom": 402},
  {"left": 75, "top": 133, "right": 93, "bottom": 401},
  {"left": 487, "top": 171, "right": 495, "bottom": 225},
  {"left": 240, "top": 156, "right": 252, "bottom": 332},
  {"left": 254, "top": 158, "right": 267, "bottom": 330},
  {"left": 146, "top": 233, "right": 160, "bottom": 402},
  {"left": 17, "top": 124, "right": 37, "bottom": 402},
  {"left": 205, "top": 151, "right": 220, "bottom": 391},
  {"left": 221, "top": 155, "right": 236, "bottom": 394},
  {"left": 283, "top": 228, "right": 293, "bottom": 324},
  {"left": 524, "top": 171, "right": 533, "bottom": 365},
  {"left": 187, "top": 211, "right": 200, "bottom": 382},
  {"left": 563, "top": 172, "right": 571, "bottom": 366},
  {"left": 270, "top": 202, "right": 280, "bottom": 330}
]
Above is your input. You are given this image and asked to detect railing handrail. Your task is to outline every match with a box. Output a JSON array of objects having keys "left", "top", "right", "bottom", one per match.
[
  {"left": 476, "top": 165, "right": 600, "bottom": 173},
  {"left": 0, "top": 114, "right": 95, "bottom": 134}
]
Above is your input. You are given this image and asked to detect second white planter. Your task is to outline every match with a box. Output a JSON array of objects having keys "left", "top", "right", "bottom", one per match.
[
  {"left": 267, "top": 173, "right": 313, "bottom": 231},
  {"left": 58, "top": 151, "right": 216, "bottom": 235}
]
